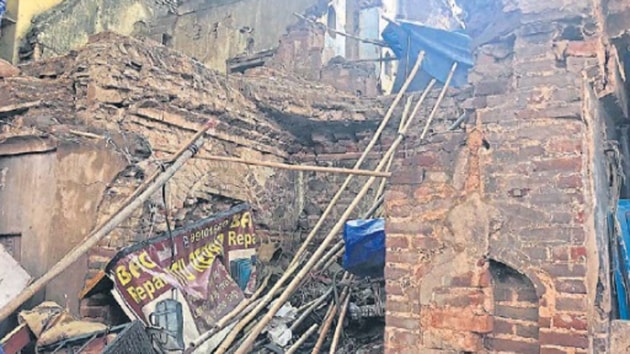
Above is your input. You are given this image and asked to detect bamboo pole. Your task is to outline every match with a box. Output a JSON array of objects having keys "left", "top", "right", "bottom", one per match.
[
  {"left": 293, "top": 13, "right": 387, "bottom": 47},
  {"left": 184, "top": 274, "right": 271, "bottom": 353},
  {"left": 214, "top": 53, "right": 426, "bottom": 354},
  {"left": 286, "top": 324, "right": 319, "bottom": 354},
  {"left": 329, "top": 292, "right": 352, "bottom": 354},
  {"left": 291, "top": 288, "right": 333, "bottom": 331},
  {"left": 235, "top": 63, "right": 458, "bottom": 354},
  {"left": 311, "top": 302, "right": 337, "bottom": 354},
  {"left": 0, "top": 120, "right": 217, "bottom": 323},
  {"left": 153, "top": 150, "right": 393, "bottom": 177},
  {"left": 289, "top": 52, "right": 425, "bottom": 268}
]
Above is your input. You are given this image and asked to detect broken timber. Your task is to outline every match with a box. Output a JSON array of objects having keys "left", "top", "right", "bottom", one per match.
[{"left": 0, "top": 119, "right": 217, "bottom": 323}]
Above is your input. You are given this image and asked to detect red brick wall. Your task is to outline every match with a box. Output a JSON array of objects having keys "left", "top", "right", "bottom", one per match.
[{"left": 384, "top": 1, "right": 613, "bottom": 353}]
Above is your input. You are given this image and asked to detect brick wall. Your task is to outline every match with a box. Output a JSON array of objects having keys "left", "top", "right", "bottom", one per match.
[{"left": 384, "top": 0, "right": 615, "bottom": 353}]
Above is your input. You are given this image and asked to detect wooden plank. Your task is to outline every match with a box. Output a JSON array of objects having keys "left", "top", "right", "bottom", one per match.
[{"left": 0, "top": 324, "right": 35, "bottom": 354}]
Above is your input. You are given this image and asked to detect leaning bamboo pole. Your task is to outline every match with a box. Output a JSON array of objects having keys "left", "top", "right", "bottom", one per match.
[
  {"left": 289, "top": 51, "right": 426, "bottom": 269},
  {"left": 286, "top": 324, "right": 319, "bottom": 354},
  {"left": 0, "top": 120, "right": 217, "bottom": 322},
  {"left": 235, "top": 63, "right": 458, "bottom": 353},
  {"left": 214, "top": 53, "right": 427, "bottom": 353},
  {"left": 329, "top": 291, "right": 352, "bottom": 354},
  {"left": 311, "top": 301, "right": 337, "bottom": 354}
]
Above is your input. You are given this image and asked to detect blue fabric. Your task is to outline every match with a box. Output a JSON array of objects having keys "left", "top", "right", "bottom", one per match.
[
  {"left": 615, "top": 200, "right": 630, "bottom": 319},
  {"left": 382, "top": 20, "right": 473, "bottom": 93},
  {"left": 0, "top": 0, "right": 5, "bottom": 21},
  {"left": 343, "top": 218, "right": 385, "bottom": 278}
]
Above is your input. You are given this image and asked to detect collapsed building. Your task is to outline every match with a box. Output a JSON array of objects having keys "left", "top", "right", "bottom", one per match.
[{"left": 3, "top": 0, "right": 630, "bottom": 353}]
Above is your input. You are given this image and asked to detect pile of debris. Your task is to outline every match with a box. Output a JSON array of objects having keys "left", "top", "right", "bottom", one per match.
[{"left": 0, "top": 11, "right": 472, "bottom": 351}]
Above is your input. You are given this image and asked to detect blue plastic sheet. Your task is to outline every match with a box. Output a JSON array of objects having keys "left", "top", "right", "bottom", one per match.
[
  {"left": 615, "top": 200, "right": 630, "bottom": 319},
  {"left": 381, "top": 20, "right": 474, "bottom": 93},
  {"left": 0, "top": 0, "right": 5, "bottom": 22},
  {"left": 343, "top": 218, "right": 386, "bottom": 278}
]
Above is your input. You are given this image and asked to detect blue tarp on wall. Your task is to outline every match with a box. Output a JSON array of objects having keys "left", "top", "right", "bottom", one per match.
[
  {"left": 343, "top": 218, "right": 386, "bottom": 278},
  {"left": 615, "top": 200, "right": 630, "bottom": 319},
  {"left": 381, "top": 20, "right": 474, "bottom": 93}
]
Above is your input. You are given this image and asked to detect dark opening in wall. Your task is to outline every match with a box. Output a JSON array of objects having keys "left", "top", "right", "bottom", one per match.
[{"left": 484, "top": 260, "right": 540, "bottom": 353}]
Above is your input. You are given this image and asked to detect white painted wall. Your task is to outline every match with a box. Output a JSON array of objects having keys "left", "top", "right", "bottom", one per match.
[{"left": 322, "top": 0, "right": 346, "bottom": 63}]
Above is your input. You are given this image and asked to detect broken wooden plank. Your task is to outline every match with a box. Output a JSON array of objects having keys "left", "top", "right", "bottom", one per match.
[{"left": 0, "top": 324, "right": 35, "bottom": 354}]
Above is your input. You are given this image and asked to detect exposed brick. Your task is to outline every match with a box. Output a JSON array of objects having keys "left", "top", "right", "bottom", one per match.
[
  {"left": 539, "top": 331, "right": 588, "bottom": 348},
  {"left": 484, "top": 337, "right": 540, "bottom": 353},
  {"left": 386, "top": 329, "right": 418, "bottom": 347},
  {"left": 387, "top": 314, "right": 420, "bottom": 331},
  {"left": 387, "top": 235, "right": 409, "bottom": 249},
  {"left": 532, "top": 157, "right": 582, "bottom": 173},
  {"left": 385, "top": 281, "right": 404, "bottom": 296},
  {"left": 495, "top": 304, "right": 539, "bottom": 322},
  {"left": 388, "top": 299, "right": 412, "bottom": 313},
  {"left": 543, "top": 264, "right": 587, "bottom": 277},
  {"left": 410, "top": 236, "right": 442, "bottom": 250},
  {"left": 387, "top": 250, "right": 420, "bottom": 264},
  {"left": 565, "top": 40, "right": 599, "bottom": 57},
  {"left": 557, "top": 174, "right": 583, "bottom": 189},
  {"left": 515, "top": 323, "right": 540, "bottom": 339},
  {"left": 555, "top": 295, "right": 587, "bottom": 312},
  {"left": 540, "top": 347, "right": 570, "bottom": 354},
  {"left": 553, "top": 313, "right": 588, "bottom": 330},
  {"left": 475, "top": 80, "right": 511, "bottom": 96},
  {"left": 386, "top": 266, "right": 410, "bottom": 281},
  {"left": 493, "top": 318, "right": 515, "bottom": 335},
  {"left": 424, "top": 308, "right": 493, "bottom": 333},
  {"left": 570, "top": 246, "right": 587, "bottom": 261},
  {"left": 555, "top": 279, "right": 587, "bottom": 294},
  {"left": 552, "top": 247, "right": 570, "bottom": 261}
]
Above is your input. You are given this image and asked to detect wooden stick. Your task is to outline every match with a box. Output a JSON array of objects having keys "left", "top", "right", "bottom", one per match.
[
  {"left": 292, "top": 287, "right": 333, "bottom": 331},
  {"left": 286, "top": 324, "right": 319, "bottom": 354},
  {"left": 235, "top": 63, "right": 458, "bottom": 354},
  {"left": 184, "top": 274, "right": 271, "bottom": 353},
  {"left": 69, "top": 130, "right": 104, "bottom": 139},
  {"left": 214, "top": 52, "right": 427, "bottom": 354},
  {"left": 153, "top": 149, "right": 392, "bottom": 177},
  {"left": 0, "top": 120, "right": 217, "bottom": 323},
  {"left": 311, "top": 302, "right": 337, "bottom": 354},
  {"left": 0, "top": 100, "right": 41, "bottom": 113},
  {"left": 374, "top": 95, "right": 413, "bottom": 206},
  {"left": 329, "top": 291, "right": 352, "bottom": 354}
]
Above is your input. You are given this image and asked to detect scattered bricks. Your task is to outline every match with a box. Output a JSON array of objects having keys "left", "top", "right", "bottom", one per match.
[
  {"left": 555, "top": 295, "right": 588, "bottom": 312},
  {"left": 543, "top": 263, "right": 587, "bottom": 277},
  {"left": 387, "top": 234, "right": 410, "bottom": 249},
  {"left": 515, "top": 323, "right": 540, "bottom": 339},
  {"left": 553, "top": 313, "right": 588, "bottom": 330},
  {"left": 495, "top": 304, "right": 539, "bottom": 322},
  {"left": 539, "top": 330, "right": 589, "bottom": 348},
  {"left": 555, "top": 279, "right": 587, "bottom": 294},
  {"left": 565, "top": 40, "right": 599, "bottom": 57},
  {"left": 484, "top": 337, "right": 540, "bottom": 353},
  {"left": 386, "top": 313, "right": 420, "bottom": 331}
]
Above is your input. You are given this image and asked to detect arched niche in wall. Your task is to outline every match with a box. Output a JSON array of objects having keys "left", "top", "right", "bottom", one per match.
[
  {"left": 327, "top": 5, "right": 337, "bottom": 38},
  {"left": 484, "top": 260, "right": 541, "bottom": 353}
]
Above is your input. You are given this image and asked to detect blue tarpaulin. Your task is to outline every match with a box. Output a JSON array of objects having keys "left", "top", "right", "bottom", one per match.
[
  {"left": 381, "top": 20, "right": 474, "bottom": 93},
  {"left": 615, "top": 200, "right": 630, "bottom": 319},
  {"left": 343, "top": 218, "right": 385, "bottom": 278}
]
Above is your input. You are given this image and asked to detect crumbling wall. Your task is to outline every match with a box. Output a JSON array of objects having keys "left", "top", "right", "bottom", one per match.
[
  {"left": 21, "top": 0, "right": 319, "bottom": 72},
  {"left": 384, "top": 0, "right": 614, "bottom": 352},
  {"left": 0, "top": 32, "right": 385, "bottom": 318}
]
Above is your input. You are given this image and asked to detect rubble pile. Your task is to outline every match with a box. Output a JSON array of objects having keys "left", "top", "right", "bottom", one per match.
[{"left": 0, "top": 32, "right": 390, "bottom": 353}]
